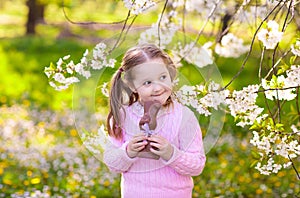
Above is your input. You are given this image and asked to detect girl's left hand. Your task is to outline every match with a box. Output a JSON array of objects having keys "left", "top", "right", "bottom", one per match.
[{"left": 147, "top": 135, "right": 174, "bottom": 161}]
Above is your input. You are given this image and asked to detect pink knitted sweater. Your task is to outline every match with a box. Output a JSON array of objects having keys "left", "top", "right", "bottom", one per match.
[{"left": 103, "top": 101, "right": 206, "bottom": 198}]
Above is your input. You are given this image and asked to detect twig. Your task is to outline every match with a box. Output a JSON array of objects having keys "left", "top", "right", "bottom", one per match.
[
  {"left": 109, "top": 10, "right": 132, "bottom": 53},
  {"left": 256, "top": 85, "right": 300, "bottom": 93},
  {"left": 264, "top": 49, "right": 290, "bottom": 79},
  {"left": 157, "top": 0, "right": 169, "bottom": 48},
  {"left": 119, "top": 15, "right": 138, "bottom": 48},
  {"left": 288, "top": 155, "right": 300, "bottom": 180},
  {"left": 263, "top": 91, "right": 275, "bottom": 123},
  {"left": 259, "top": 47, "right": 265, "bottom": 79},
  {"left": 282, "top": 0, "right": 294, "bottom": 32}
]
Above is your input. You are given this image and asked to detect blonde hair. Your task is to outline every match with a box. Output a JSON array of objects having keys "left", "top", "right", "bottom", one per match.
[{"left": 106, "top": 43, "right": 177, "bottom": 140}]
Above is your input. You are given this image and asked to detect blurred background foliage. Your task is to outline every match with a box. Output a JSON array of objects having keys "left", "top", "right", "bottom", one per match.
[{"left": 0, "top": 0, "right": 299, "bottom": 197}]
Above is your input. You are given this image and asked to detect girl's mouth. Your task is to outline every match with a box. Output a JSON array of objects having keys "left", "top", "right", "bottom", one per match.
[{"left": 151, "top": 92, "right": 164, "bottom": 97}]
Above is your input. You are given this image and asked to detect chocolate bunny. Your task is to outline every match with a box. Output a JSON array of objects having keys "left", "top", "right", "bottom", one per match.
[{"left": 137, "top": 100, "right": 162, "bottom": 159}]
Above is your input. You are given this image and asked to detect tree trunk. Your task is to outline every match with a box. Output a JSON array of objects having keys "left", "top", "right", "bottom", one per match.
[{"left": 26, "top": 0, "right": 45, "bottom": 35}]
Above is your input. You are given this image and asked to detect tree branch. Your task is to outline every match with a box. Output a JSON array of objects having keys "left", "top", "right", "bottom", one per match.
[{"left": 288, "top": 155, "right": 300, "bottom": 180}]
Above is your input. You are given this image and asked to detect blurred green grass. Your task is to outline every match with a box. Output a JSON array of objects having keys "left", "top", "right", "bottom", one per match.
[{"left": 0, "top": 36, "right": 90, "bottom": 109}]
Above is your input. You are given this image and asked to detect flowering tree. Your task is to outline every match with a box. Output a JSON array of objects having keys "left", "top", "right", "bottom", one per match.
[{"left": 45, "top": 0, "right": 300, "bottom": 179}]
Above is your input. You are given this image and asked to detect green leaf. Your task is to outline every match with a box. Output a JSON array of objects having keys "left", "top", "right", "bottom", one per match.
[
  {"left": 50, "top": 62, "right": 56, "bottom": 70},
  {"left": 250, "top": 160, "right": 259, "bottom": 168},
  {"left": 290, "top": 55, "right": 297, "bottom": 65},
  {"left": 251, "top": 151, "right": 261, "bottom": 160}
]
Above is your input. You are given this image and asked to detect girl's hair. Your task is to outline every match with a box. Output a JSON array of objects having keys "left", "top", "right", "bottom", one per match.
[{"left": 106, "top": 43, "right": 177, "bottom": 140}]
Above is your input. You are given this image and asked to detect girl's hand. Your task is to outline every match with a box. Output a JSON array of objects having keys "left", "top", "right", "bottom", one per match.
[
  {"left": 147, "top": 135, "right": 174, "bottom": 161},
  {"left": 126, "top": 133, "right": 148, "bottom": 158}
]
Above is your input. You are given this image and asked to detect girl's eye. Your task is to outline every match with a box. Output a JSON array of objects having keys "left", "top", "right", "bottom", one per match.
[
  {"left": 143, "top": 81, "right": 151, "bottom": 86},
  {"left": 160, "top": 75, "right": 167, "bottom": 80}
]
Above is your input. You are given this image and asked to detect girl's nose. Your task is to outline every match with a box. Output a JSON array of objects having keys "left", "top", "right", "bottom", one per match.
[{"left": 152, "top": 82, "right": 163, "bottom": 92}]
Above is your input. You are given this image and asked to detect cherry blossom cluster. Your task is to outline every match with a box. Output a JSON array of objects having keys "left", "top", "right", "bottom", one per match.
[
  {"left": 175, "top": 42, "right": 214, "bottom": 68},
  {"left": 250, "top": 124, "right": 300, "bottom": 175},
  {"left": 291, "top": 40, "right": 300, "bottom": 56},
  {"left": 226, "top": 85, "right": 266, "bottom": 127},
  {"left": 123, "top": 0, "right": 156, "bottom": 15},
  {"left": 215, "top": 33, "right": 249, "bottom": 58},
  {"left": 44, "top": 43, "right": 115, "bottom": 91},
  {"left": 262, "top": 65, "right": 300, "bottom": 101},
  {"left": 176, "top": 81, "right": 229, "bottom": 116},
  {"left": 139, "top": 10, "right": 181, "bottom": 49},
  {"left": 257, "top": 20, "right": 283, "bottom": 49}
]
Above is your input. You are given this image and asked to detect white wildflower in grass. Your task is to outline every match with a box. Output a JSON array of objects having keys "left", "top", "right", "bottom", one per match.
[
  {"left": 291, "top": 40, "right": 300, "bottom": 56},
  {"left": 0, "top": 105, "right": 118, "bottom": 196},
  {"left": 262, "top": 74, "right": 297, "bottom": 101},
  {"left": 257, "top": 20, "right": 283, "bottom": 49},
  {"left": 123, "top": 0, "right": 156, "bottom": 15},
  {"left": 215, "top": 33, "right": 249, "bottom": 58},
  {"left": 179, "top": 42, "right": 213, "bottom": 68}
]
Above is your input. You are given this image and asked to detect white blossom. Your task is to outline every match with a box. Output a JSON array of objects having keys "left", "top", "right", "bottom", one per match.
[
  {"left": 179, "top": 42, "right": 213, "bottom": 68},
  {"left": 257, "top": 20, "right": 283, "bottom": 49},
  {"left": 176, "top": 81, "right": 228, "bottom": 116},
  {"left": 63, "top": 55, "right": 71, "bottom": 60},
  {"left": 291, "top": 40, "right": 300, "bottom": 56},
  {"left": 262, "top": 74, "right": 297, "bottom": 101},
  {"left": 139, "top": 11, "right": 181, "bottom": 49},
  {"left": 286, "top": 65, "right": 300, "bottom": 87},
  {"left": 250, "top": 124, "right": 300, "bottom": 175},
  {"left": 123, "top": 0, "right": 156, "bottom": 15},
  {"left": 100, "top": 82, "right": 109, "bottom": 97},
  {"left": 215, "top": 33, "right": 249, "bottom": 58},
  {"left": 226, "top": 84, "right": 264, "bottom": 127}
]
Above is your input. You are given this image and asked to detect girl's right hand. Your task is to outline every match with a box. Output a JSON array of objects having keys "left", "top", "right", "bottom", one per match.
[{"left": 126, "top": 133, "right": 148, "bottom": 158}]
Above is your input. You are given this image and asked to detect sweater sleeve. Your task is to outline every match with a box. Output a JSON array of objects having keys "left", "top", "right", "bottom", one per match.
[
  {"left": 103, "top": 135, "right": 137, "bottom": 173},
  {"left": 162, "top": 106, "right": 206, "bottom": 176}
]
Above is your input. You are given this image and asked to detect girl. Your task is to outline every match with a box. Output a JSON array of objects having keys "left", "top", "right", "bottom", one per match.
[{"left": 103, "top": 43, "right": 206, "bottom": 198}]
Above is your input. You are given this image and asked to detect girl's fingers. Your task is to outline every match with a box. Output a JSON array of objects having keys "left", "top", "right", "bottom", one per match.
[
  {"left": 133, "top": 135, "right": 147, "bottom": 143},
  {"left": 135, "top": 141, "right": 147, "bottom": 148},
  {"left": 147, "top": 135, "right": 162, "bottom": 143},
  {"left": 149, "top": 142, "right": 160, "bottom": 150},
  {"left": 136, "top": 145, "right": 146, "bottom": 151}
]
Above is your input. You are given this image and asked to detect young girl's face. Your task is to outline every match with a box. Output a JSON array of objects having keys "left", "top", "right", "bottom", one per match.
[{"left": 129, "top": 59, "right": 173, "bottom": 105}]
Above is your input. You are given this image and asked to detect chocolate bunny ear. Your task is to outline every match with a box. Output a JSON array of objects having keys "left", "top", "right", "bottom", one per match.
[{"left": 139, "top": 100, "right": 162, "bottom": 130}]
